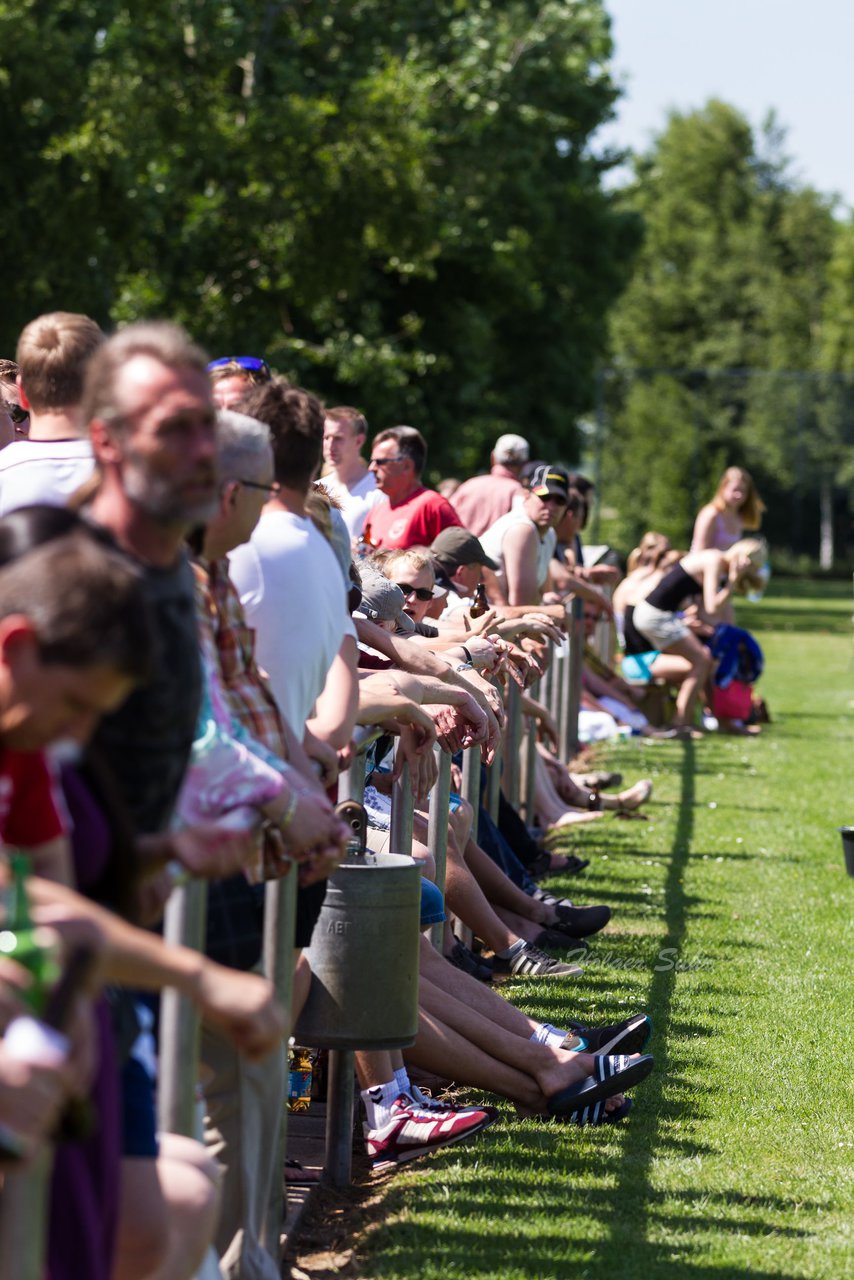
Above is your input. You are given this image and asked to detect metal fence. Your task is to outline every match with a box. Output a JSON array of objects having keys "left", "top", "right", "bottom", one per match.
[{"left": 0, "top": 605, "right": 587, "bottom": 1276}]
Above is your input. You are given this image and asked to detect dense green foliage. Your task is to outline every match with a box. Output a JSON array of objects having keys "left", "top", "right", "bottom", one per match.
[
  {"left": 601, "top": 101, "right": 854, "bottom": 557},
  {"left": 0, "top": 0, "right": 638, "bottom": 474},
  {"left": 340, "top": 582, "right": 854, "bottom": 1280}
]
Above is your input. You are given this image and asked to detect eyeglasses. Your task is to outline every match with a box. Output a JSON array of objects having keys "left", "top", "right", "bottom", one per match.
[
  {"left": 369, "top": 456, "right": 404, "bottom": 467},
  {"left": 397, "top": 582, "right": 434, "bottom": 601},
  {"left": 238, "top": 478, "right": 281, "bottom": 496},
  {"left": 1, "top": 401, "right": 28, "bottom": 429},
  {"left": 208, "top": 356, "right": 271, "bottom": 377}
]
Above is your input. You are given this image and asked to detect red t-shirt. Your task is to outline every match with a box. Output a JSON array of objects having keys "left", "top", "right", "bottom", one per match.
[
  {"left": 0, "top": 748, "right": 68, "bottom": 847},
  {"left": 363, "top": 486, "right": 461, "bottom": 550}
]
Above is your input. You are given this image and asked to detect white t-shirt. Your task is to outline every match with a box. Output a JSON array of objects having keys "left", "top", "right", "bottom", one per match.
[
  {"left": 479, "top": 508, "right": 556, "bottom": 599},
  {"left": 0, "top": 439, "right": 95, "bottom": 516},
  {"left": 318, "top": 469, "right": 383, "bottom": 540},
  {"left": 227, "top": 510, "right": 356, "bottom": 733}
]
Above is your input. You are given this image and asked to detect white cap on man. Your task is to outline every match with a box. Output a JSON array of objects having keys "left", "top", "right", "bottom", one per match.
[{"left": 493, "top": 433, "right": 530, "bottom": 465}]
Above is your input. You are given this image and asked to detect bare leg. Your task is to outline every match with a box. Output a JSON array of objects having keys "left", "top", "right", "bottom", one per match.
[
  {"left": 663, "top": 634, "right": 714, "bottom": 726},
  {"left": 114, "top": 1136, "right": 223, "bottom": 1280},
  {"left": 113, "top": 1157, "right": 170, "bottom": 1280},
  {"left": 354, "top": 1050, "right": 396, "bottom": 1089},
  {"left": 290, "top": 950, "right": 312, "bottom": 1030},
  {"left": 419, "top": 936, "right": 540, "bottom": 1038},
  {"left": 442, "top": 826, "right": 519, "bottom": 952}
]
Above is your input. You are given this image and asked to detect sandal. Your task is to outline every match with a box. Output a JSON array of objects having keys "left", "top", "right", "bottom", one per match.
[
  {"left": 547, "top": 1053, "right": 654, "bottom": 1116},
  {"left": 615, "top": 779, "right": 653, "bottom": 813},
  {"left": 568, "top": 1096, "right": 633, "bottom": 1126},
  {"left": 564, "top": 1014, "right": 651, "bottom": 1057}
]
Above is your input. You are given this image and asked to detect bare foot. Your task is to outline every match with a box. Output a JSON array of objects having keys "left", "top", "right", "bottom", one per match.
[{"left": 549, "top": 810, "right": 605, "bottom": 830}]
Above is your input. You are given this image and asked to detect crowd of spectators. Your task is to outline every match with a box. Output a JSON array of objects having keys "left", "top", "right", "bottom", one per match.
[{"left": 0, "top": 319, "right": 768, "bottom": 1280}]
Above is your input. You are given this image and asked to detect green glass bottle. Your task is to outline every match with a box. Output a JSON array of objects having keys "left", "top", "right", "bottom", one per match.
[{"left": 0, "top": 851, "right": 59, "bottom": 1015}]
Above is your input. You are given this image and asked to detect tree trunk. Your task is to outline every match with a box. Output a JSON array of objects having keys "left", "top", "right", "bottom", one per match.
[{"left": 819, "top": 475, "right": 834, "bottom": 571}]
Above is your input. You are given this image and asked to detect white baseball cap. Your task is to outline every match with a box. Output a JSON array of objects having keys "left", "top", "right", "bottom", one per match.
[{"left": 493, "top": 433, "right": 530, "bottom": 464}]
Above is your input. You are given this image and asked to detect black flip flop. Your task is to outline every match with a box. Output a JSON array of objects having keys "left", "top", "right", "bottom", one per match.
[{"left": 547, "top": 1053, "right": 654, "bottom": 1116}]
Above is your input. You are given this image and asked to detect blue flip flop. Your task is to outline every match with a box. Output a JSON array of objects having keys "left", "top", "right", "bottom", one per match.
[{"left": 547, "top": 1053, "right": 654, "bottom": 1116}]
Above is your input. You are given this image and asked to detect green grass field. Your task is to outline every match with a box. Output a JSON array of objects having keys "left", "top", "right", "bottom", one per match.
[{"left": 349, "top": 581, "right": 854, "bottom": 1280}]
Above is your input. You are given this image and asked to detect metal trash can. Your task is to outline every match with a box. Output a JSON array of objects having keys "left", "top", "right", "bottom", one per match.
[{"left": 294, "top": 851, "right": 421, "bottom": 1050}]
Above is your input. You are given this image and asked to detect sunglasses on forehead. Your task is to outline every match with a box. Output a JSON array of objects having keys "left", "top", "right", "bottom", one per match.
[{"left": 207, "top": 355, "right": 271, "bottom": 378}]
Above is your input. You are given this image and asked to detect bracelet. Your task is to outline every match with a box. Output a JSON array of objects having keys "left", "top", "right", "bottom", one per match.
[
  {"left": 456, "top": 662, "right": 473, "bottom": 672},
  {"left": 460, "top": 645, "right": 473, "bottom": 666},
  {"left": 279, "top": 786, "right": 300, "bottom": 834}
]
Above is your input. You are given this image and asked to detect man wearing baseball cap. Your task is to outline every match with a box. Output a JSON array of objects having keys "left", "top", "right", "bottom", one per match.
[
  {"left": 429, "top": 526, "right": 498, "bottom": 615},
  {"left": 479, "top": 463, "right": 569, "bottom": 606},
  {"left": 450, "top": 432, "right": 530, "bottom": 536}
]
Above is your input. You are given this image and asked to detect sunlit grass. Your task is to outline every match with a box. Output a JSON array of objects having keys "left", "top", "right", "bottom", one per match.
[{"left": 355, "top": 581, "right": 854, "bottom": 1280}]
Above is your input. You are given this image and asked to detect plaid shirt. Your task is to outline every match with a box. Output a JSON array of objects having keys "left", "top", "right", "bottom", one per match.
[
  {"left": 194, "top": 555, "right": 291, "bottom": 969},
  {"left": 194, "top": 556, "right": 288, "bottom": 760}
]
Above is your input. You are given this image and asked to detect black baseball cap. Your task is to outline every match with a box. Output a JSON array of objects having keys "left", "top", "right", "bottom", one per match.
[{"left": 528, "top": 463, "right": 569, "bottom": 501}]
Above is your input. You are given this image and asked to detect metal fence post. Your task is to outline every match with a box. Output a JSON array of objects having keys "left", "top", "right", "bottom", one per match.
[
  {"left": 322, "top": 738, "right": 373, "bottom": 1190},
  {"left": 503, "top": 680, "right": 523, "bottom": 809},
  {"left": 520, "top": 677, "right": 540, "bottom": 823},
  {"left": 552, "top": 641, "right": 568, "bottom": 762},
  {"left": 460, "top": 744, "right": 480, "bottom": 843},
  {"left": 262, "top": 868, "right": 297, "bottom": 1261},
  {"left": 427, "top": 747, "right": 451, "bottom": 949},
  {"left": 158, "top": 880, "right": 208, "bottom": 1136},
  {"left": 563, "top": 596, "right": 584, "bottom": 760},
  {"left": 0, "top": 1149, "right": 52, "bottom": 1280},
  {"left": 390, "top": 752, "right": 414, "bottom": 858}
]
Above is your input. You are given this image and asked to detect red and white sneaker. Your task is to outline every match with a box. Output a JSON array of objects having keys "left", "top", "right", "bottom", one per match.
[
  {"left": 365, "top": 1095, "right": 493, "bottom": 1169},
  {"left": 408, "top": 1086, "right": 500, "bottom": 1124}
]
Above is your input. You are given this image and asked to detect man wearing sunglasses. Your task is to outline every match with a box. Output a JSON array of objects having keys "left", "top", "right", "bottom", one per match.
[
  {"left": 362, "top": 425, "right": 461, "bottom": 550},
  {"left": 479, "top": 463, "right": 570, "bottom": 607},
  {"left": 0, "top": 312, "right": 103, "bottom": 515}
]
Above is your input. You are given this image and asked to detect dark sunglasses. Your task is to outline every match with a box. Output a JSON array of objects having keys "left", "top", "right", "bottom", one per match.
[
  {"left": 2, "top": 400, "right": 29, "bottom": 428},
  {"left": 397, "top": 582, "right": 433, "bottom": 601},
  {"left": 238, "top": 477, "right": 281, "bottom": 496},
  {"left": 369, "top": 456, "right": 404, "bottom": 467},
  {"left": 208, "top": 356, "right": 271, "bottom": 377}
]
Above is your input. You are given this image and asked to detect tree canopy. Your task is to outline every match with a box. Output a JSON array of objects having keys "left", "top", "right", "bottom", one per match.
[{"left": 1, "top": 0, "right": 639, "bottom": 475}]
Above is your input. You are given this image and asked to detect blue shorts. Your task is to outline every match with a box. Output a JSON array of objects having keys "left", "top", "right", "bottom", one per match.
[
  {"left": 121, "top": 999, "right": 159, "bottom": 1158},
  {"left": 121, "top": 1056, "right": 159, "bottom": 1159},
  {"left": 419, "top": 878, "right": 446, "bottom": 928},
  {"left": 621, "top": 651, "right": 660, "bottom": 683}
]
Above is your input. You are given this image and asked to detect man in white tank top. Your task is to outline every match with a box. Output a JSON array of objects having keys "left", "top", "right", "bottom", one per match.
[{"left": 480, "top": 463, "right": 568, "bottom": 605}]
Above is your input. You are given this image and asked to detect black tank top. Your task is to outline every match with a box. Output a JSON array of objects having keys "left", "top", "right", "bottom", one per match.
[
  {"left": 623, "top": 606, "right": 652, "bottom": 655},
  {"left": 645, "top": 563, "right": 701, "bottom": 612}
]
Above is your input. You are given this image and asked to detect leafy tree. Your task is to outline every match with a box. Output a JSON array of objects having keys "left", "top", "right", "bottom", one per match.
[
  {"left": 602, "top": 100, "right": 838, "bottom": 553},
  {"left": 0, "top": 0, "right": 636, "bottom": 476}
]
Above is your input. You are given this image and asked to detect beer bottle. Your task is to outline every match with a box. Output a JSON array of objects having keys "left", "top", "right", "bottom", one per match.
[
  {"left": 0, "top": 851, "right": 59, "bottom": 1015},
  {"left": 470, "top": 581, "right": 489, "bottom": 618}
]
